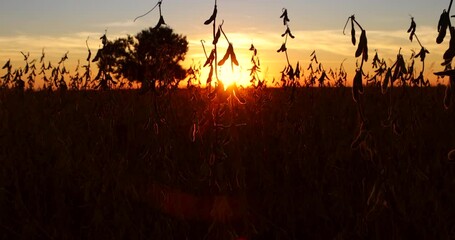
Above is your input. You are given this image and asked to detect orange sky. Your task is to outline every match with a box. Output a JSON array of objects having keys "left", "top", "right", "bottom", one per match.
[{"left": 0, "top": 0, "right": 453, "bottom": 88}]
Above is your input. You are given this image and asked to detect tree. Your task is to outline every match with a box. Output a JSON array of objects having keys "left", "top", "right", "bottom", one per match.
[{"left": 98, "top": 26, "right": 188, "bottom": 91}]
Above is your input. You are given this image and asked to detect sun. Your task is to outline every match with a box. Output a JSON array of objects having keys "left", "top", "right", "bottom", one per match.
[{"left": 218, "top": 65, "right": 251, "bottom": 90}]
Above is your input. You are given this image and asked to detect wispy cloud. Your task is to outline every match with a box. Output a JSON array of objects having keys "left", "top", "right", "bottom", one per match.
[{"left": 96, "top": 20, "right": 138, "bottom": 28}]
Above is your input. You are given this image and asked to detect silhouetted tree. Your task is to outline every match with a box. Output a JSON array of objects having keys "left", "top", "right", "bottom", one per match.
[{"left": 101, "top": 26, "right": 188, "bottom": 91}]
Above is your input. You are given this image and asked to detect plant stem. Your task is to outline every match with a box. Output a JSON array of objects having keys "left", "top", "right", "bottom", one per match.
[
  {"left": 285, "top": 51, "right": 291, "bottom": 67},
  {"left": 200, "top": 40, "right": 208, "bottom": 58},
  {"left": 219, "top": 23, "right": 230, "bottom": 44},
  {"left": 353, "top": 19, "right": 364, "bottom": 31},
  {"left": 284, "top": 34, "right": 291, "bottom": 66},
  {"left": 414, "top": 34, "right": 423, "bottom": 49},
  {"left": 449, "top": 0, "right": 454, "bottom": 28},
  {"left": 212, "top": 2, "right": 219, "bottom": 85}
]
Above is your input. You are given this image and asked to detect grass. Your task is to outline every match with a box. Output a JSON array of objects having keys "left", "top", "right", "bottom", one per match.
[{"left": 1, "top": 87, "right": 454, "bottom": 239}]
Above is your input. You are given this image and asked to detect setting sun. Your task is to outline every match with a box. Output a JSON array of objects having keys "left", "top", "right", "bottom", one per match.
[{"left": 217, "top": 65, "right": 252, "bottom": 90}]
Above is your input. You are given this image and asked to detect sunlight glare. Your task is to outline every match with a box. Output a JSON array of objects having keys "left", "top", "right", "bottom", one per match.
[{"left": 218, "top": 65, "right": 252, "bottom": 90}]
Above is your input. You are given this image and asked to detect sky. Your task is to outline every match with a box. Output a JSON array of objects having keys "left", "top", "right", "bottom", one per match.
[{"left": 0, "top": 0, "right": 453, "bottom": 87}]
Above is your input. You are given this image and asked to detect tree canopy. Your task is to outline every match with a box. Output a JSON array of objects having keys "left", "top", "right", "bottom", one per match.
[{"left": 95, "top": 26, "right": 188, "bottom": 91}]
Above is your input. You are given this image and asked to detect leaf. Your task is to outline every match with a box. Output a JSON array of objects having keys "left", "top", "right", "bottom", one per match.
[
  {"left": 408, "top": 17, "right": 416, "bottom": 41},
  {"left": 218, "top": 49, "right": 230, "bottom": 66},
  {"left": 100, "top": 34, "right": 107, "bottom": 46},
  {"left": 204, "top": 49, "right": 216, "bottom": 67},
  {"left": 282, "top": 26, "right": 295, "bottom": 39},
  {"left": 204, "top": 5, "right": 217, "bottom": 25},
  {"left": 280, "top": 9, "right": 290, "bottom": 25},
  {"left": 392, "top": 54, "right": 406, "bottom": 82},
  {"left": 213, "top": 27, "right": 221, "bottom": 45},
  {"left": 352, "top": 69, "right": 363, "bottom": 102},
  {"left": 295, "top": 62, "right": 300, "bottom": 78},
  {"left": 434, "top": 69, "right": 455, "bottom": 76},
  {"left": 2, "top": 60, "right": 10, "bottom": 69},
  {"left": 437, "top": 10, "right": 450, "bottom": 44},
  {"left": 362, "top": 31, "right": 369, "bottom": 62},
  {"left": 356, "top": 69, "right": 364, "bottom": 94},
  {"left": 86, "top": 49, "right": 92, "bottom": 62},
  {"left": 351, "top": 20, "right": 356, "bottom": 46},
  {"left": 20, "top": 51, "right": 29, "bottom": 61},
  {"left": 218, "top": 44, "right": 238, "bottom": 67},
  {"left": 443, "top": 27, "right": 455, "bottom": 63},
  {"left": 40, "top": 49, "right": 45, "bottom": 63},
  {"left": 355, "top": 30, "right": 368, "bottom": 62},
  {"left": 287, "top": 65, "right": 295, "bottom": 81},
  {"left": 92, "top": 50, "right": 102, "bottom": 62},
  {"left": 277, "top": 43, "right": 287, "bottom": 53},
  {"left": 355, "top": 31, "right": 364, "bottom": 58},
  {"left": 415, "top": 47, "right": 429, "bottom": 62},
  {"left": 372, "top": 52, "right": 380, "bottom": 68},
  {"left": 407, "top": 18, "right": 416, "bottom": 33},
  {"left": 382, "top": 68, "right": 391, "bottom": 94},
  {"left": 94, "top": 69, "right": 102, "bottom": 80},
  {"left": 154, "top": 15, "right": 166, "bottom": 29}
]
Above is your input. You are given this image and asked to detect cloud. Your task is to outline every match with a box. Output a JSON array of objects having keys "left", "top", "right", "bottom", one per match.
[
  {"left": 0, "top": 25, "right": 449, "bottom": 84},
  {"left": 185, "top": 25, "right": 448, "bottom": 85},
  {"left": 96, "top": 20, "right": 137, "bottom": 28}
]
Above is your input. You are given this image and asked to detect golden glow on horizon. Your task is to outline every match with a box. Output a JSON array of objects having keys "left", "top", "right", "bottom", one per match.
[
  {"left": 217, "top": 65, "right": 252, "bottom": 90},
  {"left": 0, "top": 27, "right": 450, "bottom": 88}
]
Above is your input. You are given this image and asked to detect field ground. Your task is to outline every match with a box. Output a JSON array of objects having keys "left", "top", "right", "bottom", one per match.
[{"left": 1, "top": 87, "right": 455, "bottom": 239}]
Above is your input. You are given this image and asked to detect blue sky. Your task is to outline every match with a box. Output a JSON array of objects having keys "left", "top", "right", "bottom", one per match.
[{"left": 0, "top": 0, "right": 453, "bottom": 86}]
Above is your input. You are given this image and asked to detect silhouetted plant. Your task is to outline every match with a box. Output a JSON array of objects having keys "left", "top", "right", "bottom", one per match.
[
  {"left": 202, "top": 0, "right": 223, "bottom": 96},
  {"left": 82, "top": 37, "right": 92, "bottom": 90},
  {"left": 330, "top": 59, "right": 348, "bottom": 87},
  {"left": 277, "top": 8, "right": 299, "bottom": 87},
  {"left": 203, "top": 1, "right": 245, "bottom": 104},
  {"left": 433, "top": 0, "right": 455, "bottom": 160},
  {"left": 92, "top": 32, "right": 117, "bottom": 90},
  {"left": 26, "top": 59, "right": 36, "bottom": 90},
  {"left": 248, "top": 44, "right": 265, "bottom": 89},
  {"left": 368, "top": 50, "right": 387, "bottom": 87},
  {"left": 380, "top": 48, "right": 408, "bottom": 136},
  {"left": 38, "top": 49, "right": 51, "bottom": 90},
  {"left": 69, "top": 60, "right": 81, "bottom": 90},
  {"left": 304, "top": 51, "right": 318, "bottom": 87},
  {"left": 434, "top": 0, "right": 455, "bottom": 110},
  {"left": 344, "top": 15, "right": 368, "bottom": 103},
  {"left": 407, "top": 16, "right": 430, "bottom": 87},
  {"left": 1, "top": 59, "right": 13, "bottom": 88},
  {"left": 12, "top": 69, "right": 24, "bottom": 90},
  {"left": 344, "top": 15, "right": 373, "bottom": 150},
  {"left": 202, "top": 0, "right": 219, "bottom": 91},
  {"left": 305, "top": 51, "right": 330, "bottom": 87},
  {"left": 49, "top": 52, "right": 69, "bottom": 91},
  {"left": 186, "top": 59, "right": 202, "bottom": 88},
  {"left": 19, "top": 51, "right": 36, "bottom": 90},
  {"left": 134, "top": 0, "right": 166, "bottom": 30}
]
